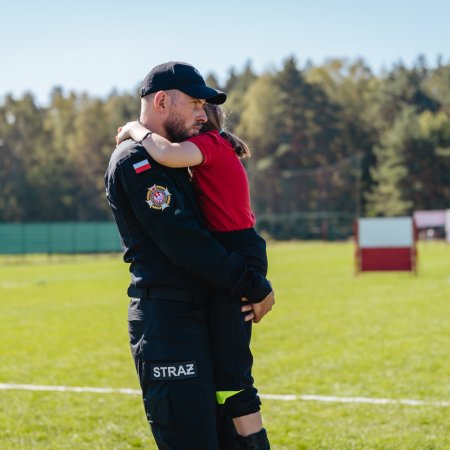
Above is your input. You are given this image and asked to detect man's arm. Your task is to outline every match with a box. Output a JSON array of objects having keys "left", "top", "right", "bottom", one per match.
[{"left": 114, "top": 150, "right": 272, "bottom": 304}]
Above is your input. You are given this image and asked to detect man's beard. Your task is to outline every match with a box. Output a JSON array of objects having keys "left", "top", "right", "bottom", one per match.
[{"left": 164, "top": 111, "right": 194, "bottom": 143}]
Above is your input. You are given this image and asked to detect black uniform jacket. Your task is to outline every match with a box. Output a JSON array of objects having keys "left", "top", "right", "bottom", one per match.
[{"left": 105, "top": 139, "right": 271, "bottom": 302}]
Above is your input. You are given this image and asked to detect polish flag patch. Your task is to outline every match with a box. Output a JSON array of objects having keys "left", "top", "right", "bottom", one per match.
[{"left": 133, "top": 159, "right": 151, "bottom": 174}]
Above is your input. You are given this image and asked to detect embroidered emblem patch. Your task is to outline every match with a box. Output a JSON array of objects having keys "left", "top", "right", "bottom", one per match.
[
  {"left": 146, "top": 184, "right": 172, "bottom": 211},
  {"left": 149, "top": 361, "right": 198, "bottom": 380}
]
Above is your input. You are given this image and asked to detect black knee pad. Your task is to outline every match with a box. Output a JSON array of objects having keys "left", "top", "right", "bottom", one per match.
[
  {"left": 236, "top": 428, "right": 270, "bottom": 450},
  {"left": 224, "top": 387, "right": 261, "bottom": 418}
]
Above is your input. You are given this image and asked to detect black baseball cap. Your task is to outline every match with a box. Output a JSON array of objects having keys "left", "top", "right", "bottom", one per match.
[{"left": 140, "top": 61, "right": 227, "bottom": 105}]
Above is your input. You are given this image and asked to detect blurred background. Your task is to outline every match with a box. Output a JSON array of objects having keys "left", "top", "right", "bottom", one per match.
[
  {"left": 1, "top": 0, "right": 449, "bottom": 250},
  {"left": 1, "top": 3, "right": 449, "bottom": 448}
]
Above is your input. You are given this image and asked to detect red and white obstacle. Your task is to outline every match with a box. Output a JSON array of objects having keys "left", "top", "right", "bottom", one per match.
[{"left": 354, "top": 217, "right": 418, "bottom": 274}]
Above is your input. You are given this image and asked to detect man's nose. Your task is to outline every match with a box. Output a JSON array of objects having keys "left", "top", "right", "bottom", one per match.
[{"left": 197, "top": 110, "right": 207, "bottom": 123}]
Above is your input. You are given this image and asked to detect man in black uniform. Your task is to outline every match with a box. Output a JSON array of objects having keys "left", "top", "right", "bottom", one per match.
[{"left": 105, "top": 61, "right": 274, "bottom": 450}]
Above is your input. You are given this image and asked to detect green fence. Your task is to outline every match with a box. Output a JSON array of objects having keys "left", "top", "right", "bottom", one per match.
[
  {"left": 0, "top": 213, "right": 355, "bottom": 255},
  {"left": 256, "top": 211, "right": 355, "bottom": 240},
  {"left": 0, "top": 222, "right": 122, "bottom": 255}
]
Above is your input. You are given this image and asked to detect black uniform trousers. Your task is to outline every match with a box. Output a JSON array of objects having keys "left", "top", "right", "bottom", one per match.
[{"left": 128, "top": 290, "right": 231, "bottom": 450}]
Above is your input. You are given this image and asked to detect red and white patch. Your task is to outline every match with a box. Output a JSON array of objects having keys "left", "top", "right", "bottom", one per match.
[
  {"left": 146, "top": 184, "right": 172, "bottom": 211},
  {"left": 133, "top": 159, "right": 151, "bottom": 174}
]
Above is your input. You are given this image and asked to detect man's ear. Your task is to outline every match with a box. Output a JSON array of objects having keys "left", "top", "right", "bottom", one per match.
[{"left": 153, "top": 91, "right": 168, "bottom": 111}]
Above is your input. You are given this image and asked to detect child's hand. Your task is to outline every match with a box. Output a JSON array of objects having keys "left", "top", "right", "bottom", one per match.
[
  {"left": 116, "top": 123, "right": 132, "bottom": 145},
  {"left": 116, "top": 121, "right": 149, "bottom": 145}
]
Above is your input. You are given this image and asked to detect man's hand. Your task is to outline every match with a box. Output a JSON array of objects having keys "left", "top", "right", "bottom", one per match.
[
  {"left": 241, "top": 289, "right": 275, "bottom": 323},
  {"left": 252, "top": 290, "right": 275, "bottom": 323},
  {"left": 241, "top": 298, "right": 255, "bottom": 322}
]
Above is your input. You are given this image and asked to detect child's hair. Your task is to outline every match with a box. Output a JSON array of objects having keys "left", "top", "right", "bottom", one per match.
[{"left": 202, "top": 104, "right": 251, "bottom": 158}]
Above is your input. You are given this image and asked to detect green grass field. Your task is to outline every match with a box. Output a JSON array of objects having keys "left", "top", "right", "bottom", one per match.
[{"left": 0, "top": 242, "right": 449, "bottom": 449}]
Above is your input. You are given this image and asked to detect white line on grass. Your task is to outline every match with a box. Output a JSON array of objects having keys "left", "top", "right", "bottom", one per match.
[
  {"left": 261, "top": 394, "right": 450, "bottom": 407},
  {"left": 1, "top": 384, "right": 449, "bottom": 407},
  {"left": 0, "top": 383, "right": 140, "bottom": 395}
]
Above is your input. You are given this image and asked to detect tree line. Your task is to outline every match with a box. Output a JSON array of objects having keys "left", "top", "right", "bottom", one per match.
[{"left": 1, "top": 56, "right": 449, "bottom": 238}]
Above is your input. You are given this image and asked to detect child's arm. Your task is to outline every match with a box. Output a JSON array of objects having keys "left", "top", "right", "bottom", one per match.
[{"left": 116, "top": 121, "right": 203, "bottom": 168}]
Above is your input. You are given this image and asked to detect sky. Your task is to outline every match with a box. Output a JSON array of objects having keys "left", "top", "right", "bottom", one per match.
[{"left": 1, "top": 0, "right": 449, "bottom": 105}]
